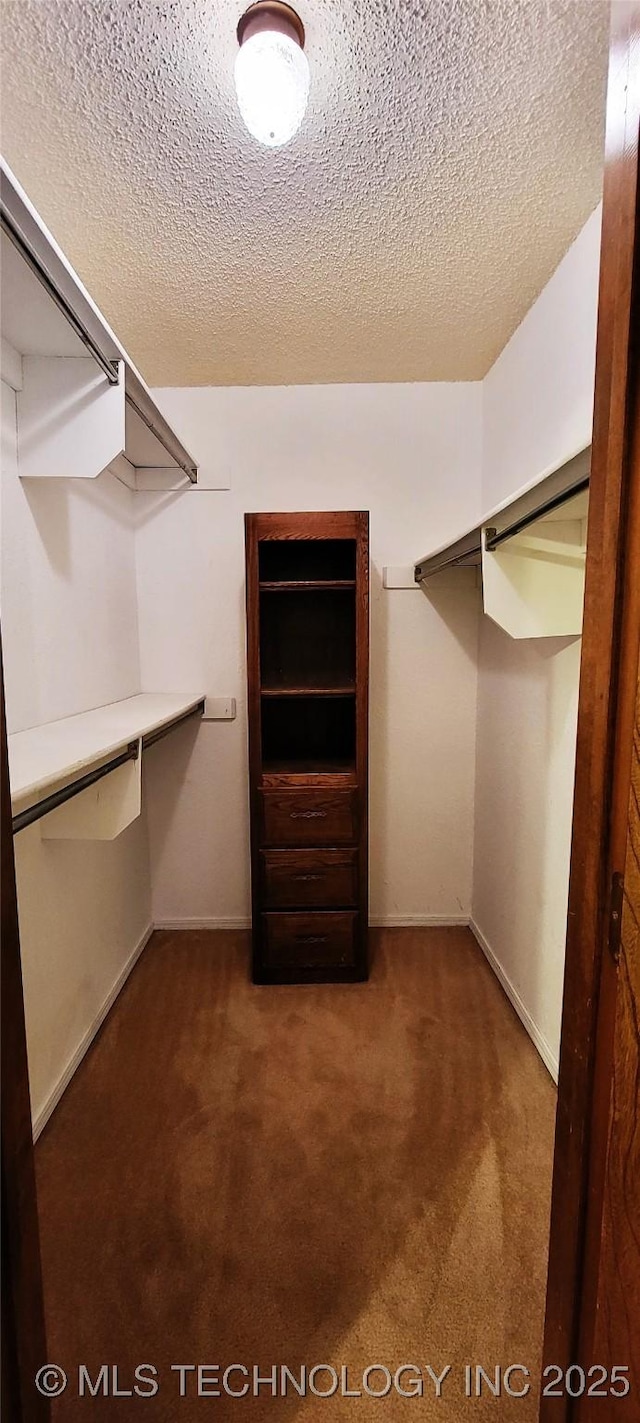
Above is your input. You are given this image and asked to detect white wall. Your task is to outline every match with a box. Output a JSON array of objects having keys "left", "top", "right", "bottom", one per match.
[
  {"left": 15, "top": 820, "right": 152, "bottom": 1135},
  {"left": 1, "top": 385, "right": 141, "bottom": 735},
  {"left": 482, "top": 205, "right": 602, "bottom": 511},
  {"left": 472, "top": 206, "right": 602, "bottom": 1076},
  {"left": 0, "top": 376, "right": 152, "bottom": 1131},
  {"left": 137, "top": 383, "right": 483, "bottom": 928},
  {"left": 472, "top": 626, "right": 581, "bottom": 1073}
]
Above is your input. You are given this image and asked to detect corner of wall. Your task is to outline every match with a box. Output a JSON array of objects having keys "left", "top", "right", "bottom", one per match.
[{"left": 470, "top": 204, "right": 601, "bottom": 1081}]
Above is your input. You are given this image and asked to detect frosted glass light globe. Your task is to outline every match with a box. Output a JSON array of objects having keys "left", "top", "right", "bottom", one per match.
[{"left": 234, "top": 30, "right": 310, "bottom": 147}]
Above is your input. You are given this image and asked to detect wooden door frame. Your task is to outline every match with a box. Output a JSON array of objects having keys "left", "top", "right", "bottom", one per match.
[
  {"left": 541, "top": 0, "right": 640, "bottom": 1412},
  {"left": 1, "top": 647, "right": 49, "bottom": 1421}
]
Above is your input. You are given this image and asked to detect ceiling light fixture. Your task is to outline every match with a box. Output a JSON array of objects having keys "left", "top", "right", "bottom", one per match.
[{"left": 235, "top": 2, "right": 309, "bottom": 148}]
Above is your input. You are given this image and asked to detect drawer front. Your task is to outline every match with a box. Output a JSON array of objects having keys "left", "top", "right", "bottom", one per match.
[
  {"left": 261, "top": 789, "right": 357, "bottom": 846},
  {"left": 262, "top": 912, "right": 357, "bottom": 970},
  {"left": 261, "top": 849, "right": 358, "bottom": 909}
]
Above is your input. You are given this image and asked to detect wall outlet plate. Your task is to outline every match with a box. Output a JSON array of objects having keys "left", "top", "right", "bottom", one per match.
[{"left": 203, "top": 697, "right": 237, "bottom": 720}]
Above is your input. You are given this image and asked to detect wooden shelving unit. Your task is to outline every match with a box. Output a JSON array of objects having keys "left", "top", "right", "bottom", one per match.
[{"left": 245, "top": 512, "right": 369, "bottom": 984}]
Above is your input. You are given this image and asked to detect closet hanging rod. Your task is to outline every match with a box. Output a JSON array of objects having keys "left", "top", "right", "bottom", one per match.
[
  {"left": 12, "top": 742, "right": 139, "bottom": 836},
  {"left": 484, "top": 474, "right": 590, "bottom": 551},
  {"left": 2, "top": 203, "right": 197, "bottom": 484},
  {"left": 414, "top": 527, "right": 482, "bottom": 582},
  {"left": 124, "top": 385, "right": 198, "bottom": 485},
  {"left": 0, "top": 209, "right": 120, "bottom": 387},
  {"left": 142, "top": 700, "right": 205, "bottom": 748}
]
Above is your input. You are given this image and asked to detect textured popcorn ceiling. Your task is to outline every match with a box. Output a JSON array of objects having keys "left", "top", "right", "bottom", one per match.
[{"left": 0, "top": 0, "right": 608, "bottom": 386}]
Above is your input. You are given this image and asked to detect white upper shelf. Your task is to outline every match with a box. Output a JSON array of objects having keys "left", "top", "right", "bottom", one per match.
[
  {"left": 414, "top": 447, "right": 591, "bottom": 639},
  {"left": 0, "top": 158, "right": 199, "bottom": 488},
  {"left": 414, "top": 446, "right": 591, "bottom": 580},
  {"left": 9, "top": 693, "right": 205, "bottom": 815}
]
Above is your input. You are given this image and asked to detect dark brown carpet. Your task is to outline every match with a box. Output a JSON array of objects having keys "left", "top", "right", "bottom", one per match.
[{"left": 35, "top": 928, "right": 556, "bottom": 1419}]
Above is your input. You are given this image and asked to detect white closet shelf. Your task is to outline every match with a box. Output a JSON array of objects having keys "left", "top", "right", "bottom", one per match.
[
  {"left": 0, "top": 159, "right": 198, "bottom": 490},
  {"left": 414, "top": 447, "right": 590, "bottom": 639},
  {"left": 10, "top": 693, "right": 205, "bottom": 823}
]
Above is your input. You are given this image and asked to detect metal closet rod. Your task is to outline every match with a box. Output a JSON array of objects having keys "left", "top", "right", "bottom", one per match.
[
  {"left": 11, "top": 701, "right": 205, "bottom": 835},
  {"left": 12, "top": 742, "right": 139, "bottom": 836},
  {"left": 141, "top": 700, "right": 206, "bottom": 748},
  {"left": 1, "top": 210, "right": 120, "bottom": 386},
  {"left": 124, "top": 392, "right": 198, "bottom": 485},
  {"left": 414, "top": 528, "right": 482, "bottom": 581},
  {"left": 484, "top": 475, "right": 590, "bottom": 551},
  {"left": 2, "top": 210, "right": 197, "bottom": 484}
]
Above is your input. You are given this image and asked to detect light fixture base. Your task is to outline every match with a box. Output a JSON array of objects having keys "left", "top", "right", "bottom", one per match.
[{"left": 237, "top": 2, "right": 305, "bottom": 50}]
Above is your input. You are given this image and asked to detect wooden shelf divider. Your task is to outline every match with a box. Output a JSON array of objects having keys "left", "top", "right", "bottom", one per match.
[
  {"left": 261, "top": 683, "right": 356, "bottom": 697},
  {"left": 259, "top": 580, "right": 356, "bottom": 591}
]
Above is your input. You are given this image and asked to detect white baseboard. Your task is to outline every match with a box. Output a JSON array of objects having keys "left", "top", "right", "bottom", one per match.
[
  {"left": 154, "top": 914, "right": 469, "bottom": 931},
  {"left": 32, "top": 923, "right": 154, "bottom": 1142},
  {"left": 154, "top": 916, "right": 251, "bottom": 930},
  {"left": 470, "top": 920, "right": 559, "bottom": 1082},
  {"left": 369, "top": 914, "right": 469, "bottom": 927}
]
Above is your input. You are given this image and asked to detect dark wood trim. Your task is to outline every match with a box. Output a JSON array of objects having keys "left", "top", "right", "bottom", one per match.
[
  {"left": 245, "top": 513, "right": 265, "bottom": 983},
  {"left": 248, "top": 511, "right": 362, "bottom": 540},
  {"left": 1, "top": 647, "right": 50, "bottom": 1422},
  {"left": 354, "top": 511, "right": 370, "bottom": 980},
  {"left": 574, "top": 220, "right": 640, "bottom": 1409},
  {"left": 541, "top": 0, "right": 640, "bottom": 1412}
]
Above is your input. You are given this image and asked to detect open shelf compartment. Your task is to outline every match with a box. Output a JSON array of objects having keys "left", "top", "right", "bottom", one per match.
[
  {"left": 260, "top": 588, "right": 355, "bottom": 694},
  {"left": 261, "top": 695, "right": 356, "bottom": 775},
  {"left": 259, "top": 539, "right": 356, "bottom": 584}
]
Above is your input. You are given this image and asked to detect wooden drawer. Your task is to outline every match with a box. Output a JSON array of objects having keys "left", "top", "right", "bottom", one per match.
[
  {"left": 261, "top": 849, "right": 358, "bottom": 908},
  {"left": 260, "top": 789, "right": 357, "bottom": 846},
  {"left": 262, "top": 912, "right": 357, "bottom": 970}
]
